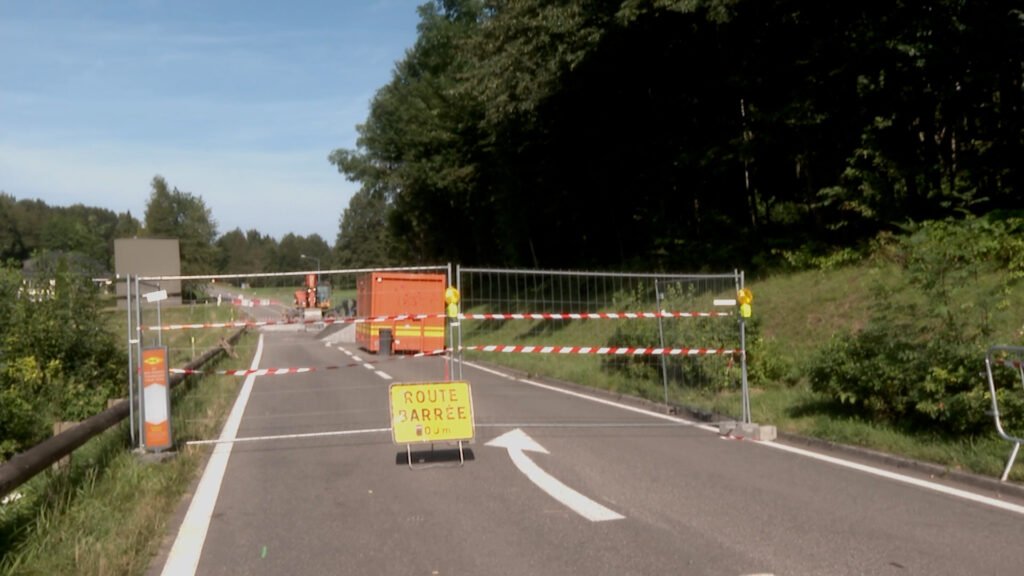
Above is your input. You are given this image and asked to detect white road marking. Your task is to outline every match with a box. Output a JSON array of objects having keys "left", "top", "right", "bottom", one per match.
[
  {"left": 486, "top": 428, "right": 624, "bottom": 522},
  {"left": 462, "top": 360, "right": 1024, "bottom": 517},
  {"left": 464, "top": 361, "right": 716, "bottom": 433},
  {"left": 185, "top": 427, "right": 390, "bottom": 446},
  {"left": 161, "top": 334, "right": 265, "bottom": 576},
  {"left": 335, "top": 345, "right": 390, "bottom": 379}
]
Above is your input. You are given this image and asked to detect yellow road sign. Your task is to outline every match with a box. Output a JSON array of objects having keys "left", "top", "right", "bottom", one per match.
[{"left": 389, "top": 381, "right": 474, "bottom": 444}]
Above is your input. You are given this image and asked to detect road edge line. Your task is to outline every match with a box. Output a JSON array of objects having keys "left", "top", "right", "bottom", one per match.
[{"left": 160, "top": 333, "right": 265, "bottom": 576}]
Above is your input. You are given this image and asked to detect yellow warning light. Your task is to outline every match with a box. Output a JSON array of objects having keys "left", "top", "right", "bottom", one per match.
[
  {"left": 445, "top": 286, "right": 460, "bottom": 305},
  {"left": 737, "top": 288, "right": 753, "bottom": 305},
  {"left": 740, "top": 303, "right": 752, "bottom": 318},
  {"left": 447, "top": 302, "right": 459, "bottom": 318}
]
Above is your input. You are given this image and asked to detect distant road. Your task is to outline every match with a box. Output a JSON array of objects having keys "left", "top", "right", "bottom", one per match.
[{"left": 151, "top": 329, "right": 1024, "bottom": 576}]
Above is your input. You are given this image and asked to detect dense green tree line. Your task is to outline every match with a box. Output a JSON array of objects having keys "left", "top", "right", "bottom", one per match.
[
  {"left": 332, "top": 0, "right": 1024, "bottom": 271},
  {"left": 0, "top": 192, "right": 140, "bottom": 274},
  {"left": 0, "top": 176, "right": 331, "bottom": 281}
]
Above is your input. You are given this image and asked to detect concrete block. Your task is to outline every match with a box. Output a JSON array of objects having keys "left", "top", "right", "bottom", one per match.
[{"left": 718, "top": 421, "right": 777, "bottom": 442}]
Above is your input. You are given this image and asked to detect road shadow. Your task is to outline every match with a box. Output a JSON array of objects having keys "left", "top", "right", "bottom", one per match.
[{"left": 396, "top": 446, "right": 476, "bottom": 466}]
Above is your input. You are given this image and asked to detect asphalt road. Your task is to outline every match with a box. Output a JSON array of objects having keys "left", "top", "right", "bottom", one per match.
[{"left": 154, "top": 327, "right": 1024, "bottom": 576}]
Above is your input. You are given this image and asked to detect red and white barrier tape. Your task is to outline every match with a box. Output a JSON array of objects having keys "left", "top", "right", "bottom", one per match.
[
  {"left": 145, "top": 313, "right": 446, "bottom": 331},
  {"left": 171, "top": 348, "right": 450, "bottom": 376},
  {"left": 231, "top": 298, "right": 284, "bottom": 307},
  {"left": 460, "top": 345, "right": 736, "bottom": 356},
  {"left": 992, "top": 358, "right": 1024, "bottom": 369},
  {"left": 145, "top": 310, "right": 727, "bottom": 331},
  {"left": 460, "top": 311, "right": 729, "bottom": 320}
]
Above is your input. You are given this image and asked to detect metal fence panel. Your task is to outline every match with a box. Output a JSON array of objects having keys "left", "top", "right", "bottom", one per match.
[{"left": 455, "top": 268, "right": 746, "bottom": 413}]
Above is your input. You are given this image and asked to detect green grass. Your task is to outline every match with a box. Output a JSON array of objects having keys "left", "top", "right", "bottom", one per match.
[{"left": 0, "top": 303, "right": 258, "bottom": 576}]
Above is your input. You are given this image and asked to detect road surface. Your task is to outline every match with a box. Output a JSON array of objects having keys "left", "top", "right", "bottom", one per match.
[{"left": 152, "top": 328, "right": 1024, "bottom": 575}]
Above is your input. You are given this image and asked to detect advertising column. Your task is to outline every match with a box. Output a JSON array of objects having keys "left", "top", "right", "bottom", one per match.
[{"left": 141, "top": 347, "right": 173, "bottom": 451}]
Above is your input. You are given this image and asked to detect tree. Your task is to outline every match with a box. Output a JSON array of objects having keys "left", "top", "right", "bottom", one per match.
[
  {"left": 0, "top": 193, "right": 25, "bottom": 262},
  {"left": 331, "top": 0, "right": 488, "bottom": 264},
  {"left": 144, "top": 175, "right": 219, "bottom": 277},
  {"left": 114, "top": 210, "right": 142, "bottom": 240},
  {"left": 216, "top": 228, "right": 280, "bottom": 279},
  {"left": 332, "top": 183, "right": 396, "bottom": 269},
  {"left": 0, "top": 260, "right": 125, "bottom": 459},
  {"left": 331, "top": 0, "right": 1024, "bottom": 271},
  {"left": 277, "top": 233, "right": 330, "bottom": 273},
  {"left": 40, "top": 209, "right": 110, "bottom": 270}
]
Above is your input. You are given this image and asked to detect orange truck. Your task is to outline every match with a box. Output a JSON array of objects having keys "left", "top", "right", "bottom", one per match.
[{"left": 356, "top": 272, "right": 446, "bottom": 354}]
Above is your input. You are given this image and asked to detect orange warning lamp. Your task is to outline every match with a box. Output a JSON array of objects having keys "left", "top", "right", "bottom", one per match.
[
  {"left": 737, "top": 288, "right": 753, "bottom": 318},
  {"left": 445, "top": 286, "right": 460, "bottom": 305}
]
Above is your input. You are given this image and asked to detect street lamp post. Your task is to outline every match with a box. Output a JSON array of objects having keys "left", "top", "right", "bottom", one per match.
[{"left": 300, "top": 254, "right": 321, "bottom": 284}]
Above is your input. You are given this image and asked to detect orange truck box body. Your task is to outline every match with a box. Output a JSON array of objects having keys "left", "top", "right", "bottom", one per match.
[{"left": 356, "top": 272, "right": 446, "bottom": 354}]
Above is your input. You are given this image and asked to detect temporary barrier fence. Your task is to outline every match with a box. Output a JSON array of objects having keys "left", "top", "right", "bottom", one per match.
[
  {"left": 126, "top": 264, "right": 752, "bottom": 448},
  {"left": 125, "top": 265, "right": 451, "bottom": 450},
  {"left": 454, "top": 267, "right": 751, "bottom": 422},
  {"left": 984, "top": 345, "right": 1024, "bottom": 481}
]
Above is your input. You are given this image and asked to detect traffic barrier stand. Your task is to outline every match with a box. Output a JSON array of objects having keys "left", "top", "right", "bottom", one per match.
[{"left": 985, "top": 346, "right": 1024, "bottom": 481}]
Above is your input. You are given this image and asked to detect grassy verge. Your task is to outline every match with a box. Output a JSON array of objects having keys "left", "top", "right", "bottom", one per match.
[{"left": 0, "top": 303, "right": 258, "bottom": 576}]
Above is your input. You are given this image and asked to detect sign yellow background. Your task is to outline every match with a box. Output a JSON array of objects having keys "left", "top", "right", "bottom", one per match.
[{"left": 389, "top": 381, "right": 474, "bottom": 444}]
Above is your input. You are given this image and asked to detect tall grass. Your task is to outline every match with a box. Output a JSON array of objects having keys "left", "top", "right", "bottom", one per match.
[{"left": 0, "top": 303, "right": 257, "bottom": 576}]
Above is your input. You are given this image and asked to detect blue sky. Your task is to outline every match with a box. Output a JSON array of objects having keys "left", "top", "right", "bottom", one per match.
[{"left": 0, "top": 0, "right": 422, "bottom": 242}]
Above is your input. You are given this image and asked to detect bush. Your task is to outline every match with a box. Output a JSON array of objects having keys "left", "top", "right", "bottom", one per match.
[
  {"left": 807, "top": 216, "right": 1023, "bottom": 435},
  {"left": 603, "top": 281, "right": 757, "bottom": 392},
  {"left": 0, "top": 260, "right": 126, "bottom": 460}
]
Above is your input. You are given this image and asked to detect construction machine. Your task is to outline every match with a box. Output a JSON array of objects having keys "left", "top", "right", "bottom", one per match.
[{"left": 294, "top": 273, "right": 331, "bottom": 318}]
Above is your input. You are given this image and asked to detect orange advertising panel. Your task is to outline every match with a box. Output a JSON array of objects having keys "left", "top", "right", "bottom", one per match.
[{"left": 141, "top": 347, "right": 173, "bottom": 451}]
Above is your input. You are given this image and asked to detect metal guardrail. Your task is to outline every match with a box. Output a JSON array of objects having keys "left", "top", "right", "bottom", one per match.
[
  {"left": 0, "top": 328, "right": 247, "bottom": 497},
  {"left": 984, "top": 345, "right": 1024, "bottom": 482}
]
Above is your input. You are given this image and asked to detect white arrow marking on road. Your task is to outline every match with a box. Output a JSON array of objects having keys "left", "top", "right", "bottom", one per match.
[{"left": 486, "top": 428, "right": 624, "bottom": 522}]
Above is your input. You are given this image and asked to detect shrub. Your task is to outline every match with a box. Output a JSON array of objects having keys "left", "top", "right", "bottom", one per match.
[
  {"left": 604, "top": 281, "right": 758, "bottom": 392},
  {"left": 807, "top": 216, "right": 1023, "bottom": 435},
  {"left": 0, "top": 260, "right": 125, "bottom": 460}
]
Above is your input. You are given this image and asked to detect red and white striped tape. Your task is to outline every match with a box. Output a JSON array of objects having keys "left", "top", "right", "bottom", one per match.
[
  {"left": 992, "top": 358, "right": 1024, "bottom": 369},
  {"left": 146, "top": 310, "right": 727, "bottom": 331},
  {"left": 171, "top": 366, "right": 323, "bottom": 377},
  {"left": 460, "top": 311, "right": 729, "bottom": 320},
  {"left": 170, "top": 348, "right": 450, "bottom": 376},
  {"left": 146, "top": 313, "right": 446, "bottom": 331},
  {"left": 460, "top": 345, "right": 736, "bottom": 356},
  {"left": 231, "top": 298, "right": 283, "bottom": 308}
]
